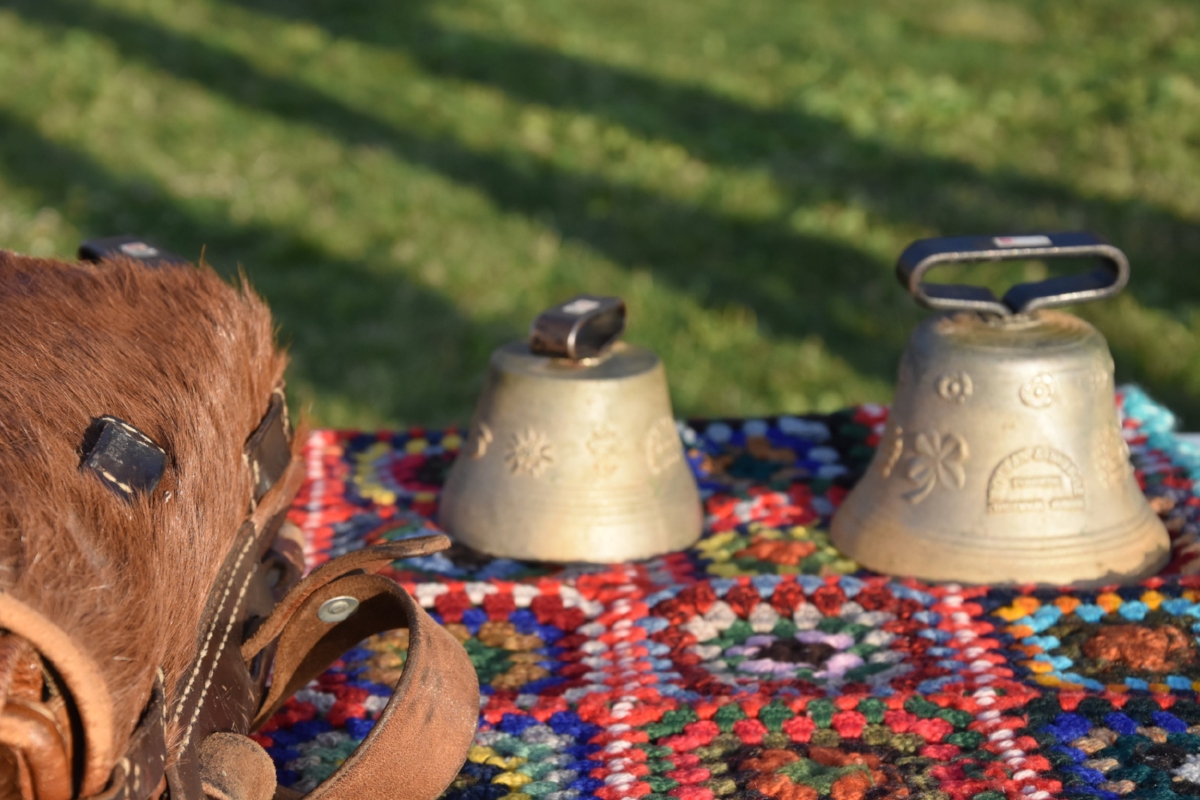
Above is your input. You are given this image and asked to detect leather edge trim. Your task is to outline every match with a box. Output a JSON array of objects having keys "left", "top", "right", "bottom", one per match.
[{"left": 240, "top": 536, "right": 450, "bottom": 663}]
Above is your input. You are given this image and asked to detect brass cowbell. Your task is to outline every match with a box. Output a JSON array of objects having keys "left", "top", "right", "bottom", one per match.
[
  {"left": 831, "top": 232, "right": 1169, "bottom": 587},
  {"left": 438, "top": 295, "right": 703, "bottom": 562}
]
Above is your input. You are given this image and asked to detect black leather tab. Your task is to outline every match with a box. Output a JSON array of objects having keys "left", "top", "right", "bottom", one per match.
[
  {"left": 529, "top": 295, "right": 626, "bottom": 360},
  {"left": 80, "top": 417, "right": 167, "bottom": 499},
  {"left": 245, "top": 391, "right": 291, "bottom": 503},
  {"left": 78, "top": 236, "right": 186, "bottom": 268}
]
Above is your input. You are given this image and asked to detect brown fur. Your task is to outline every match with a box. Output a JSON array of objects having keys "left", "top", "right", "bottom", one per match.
[{"left": 0, "top": 251, "right": 287, "bottom": 765}]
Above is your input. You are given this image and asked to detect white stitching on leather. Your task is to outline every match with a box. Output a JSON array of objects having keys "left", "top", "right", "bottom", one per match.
[
  {"left": 178, "top": 558, "right": 259, "bottom": 748},
  {"left": 170, "top": 532, "right": 257, "bottom": 730}
]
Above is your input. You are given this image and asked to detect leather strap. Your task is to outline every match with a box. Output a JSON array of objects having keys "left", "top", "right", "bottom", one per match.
[
  {"left": 299, "top": 579, "right": 478, "bottom": 800},
  {"left": 241, "top": 535, "right": 450, "bottom": 665},
  {"left": 0, "top": 593, "right": 113, "bottom": 797},
  {"left": 85, "top": 676, "right": 166, "bottom": 800},
  {"left": 93, "top": 535, "right": 478, "bottom": 800},
  {"left": 0, "top": 700, "right": 73, "bottom": 800},
  {"left": 162, "top": 521, "right": 269, "bottom": 800},
  {"left": 239, "top": 537, "right": 478, "bottom": 799},
  {"left": 164, "top": 450, "right": 307, "bottom": 800}
]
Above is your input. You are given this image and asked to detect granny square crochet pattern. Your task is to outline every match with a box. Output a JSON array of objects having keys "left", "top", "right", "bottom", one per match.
[{"left": 261, "top": 387, "right": 1200, "bottom": 800}]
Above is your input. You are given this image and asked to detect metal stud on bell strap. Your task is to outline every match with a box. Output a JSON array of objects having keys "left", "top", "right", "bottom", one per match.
[
  {"left": 437, "top": 295, "right": 702, "bottom": 563},
  {"left": 831, "top": 232, "right": 1169, "bottom": 587}
]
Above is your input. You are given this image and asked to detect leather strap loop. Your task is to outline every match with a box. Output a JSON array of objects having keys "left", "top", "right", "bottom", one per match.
[
  {"left": 0, "top": 593, "right": 114, "bottom": 797},
  {"left": 0, "top": 700, "right": 73, "bottom": 800},
  {"left": 241, "top": 535, "right": 450, "bottom": 664},
  {"left": 307, "top": 584, "right": 478, "bottom": 800},
  {"left": 252, "top": 573, "right": 406, "bottom": 729},
  {"left": 250, "top": 570, "right": 478, "bottom": 800}
]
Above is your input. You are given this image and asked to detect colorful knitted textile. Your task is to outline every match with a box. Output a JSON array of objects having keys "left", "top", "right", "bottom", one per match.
[{"left": 261, "top": 386, "right": 1200, "bottom": 799}]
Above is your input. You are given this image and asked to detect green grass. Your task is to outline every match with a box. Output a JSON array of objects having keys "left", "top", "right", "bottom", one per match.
[{"left": 0, "top": 0, "right": 1198, "bottom": 428}]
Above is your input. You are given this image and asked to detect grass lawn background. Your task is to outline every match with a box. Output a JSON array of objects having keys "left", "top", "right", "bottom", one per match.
[{"left": 0, "top": 0, "right": 1197, "bottom": 429}]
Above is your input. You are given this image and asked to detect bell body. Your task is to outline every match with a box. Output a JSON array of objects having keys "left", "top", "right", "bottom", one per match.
[
  {"left": 438, "top": 341, "right": 702, "bottom": 562},
  {"left": 831, "top": 310, "right": 1169, "bottom": 587}
]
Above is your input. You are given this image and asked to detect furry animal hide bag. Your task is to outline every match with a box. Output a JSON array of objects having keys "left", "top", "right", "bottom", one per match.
[{"left": 0, "top": 250, "right": 478, "bottom": 800}]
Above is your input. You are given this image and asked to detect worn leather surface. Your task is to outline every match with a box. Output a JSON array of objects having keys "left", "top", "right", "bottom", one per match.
[
  {"left": 162, "top": 521, "right": 271, "bottom": 800},
  {"left": 197, "top": 733, "right": 276, "bottom": 800},
  {"left": 0, "top": 701, "right": 72, "bottom": 800},
  {"left": 240, "top": 534, "right": 451, "bottom": 665},
  {"left": 307, "top": 582, "right": 479, "bottom": 800},
  {"left": 243, "top": 540, "right": 479, "bottom": 800}
]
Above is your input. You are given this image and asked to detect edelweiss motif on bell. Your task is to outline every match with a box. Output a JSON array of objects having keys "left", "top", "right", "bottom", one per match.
[
  {"left": 438, "top": 295, "right": 703, "bottom": 562},
  {"left": 831, "top": 233, "right": 1169, "bottom": 587}
]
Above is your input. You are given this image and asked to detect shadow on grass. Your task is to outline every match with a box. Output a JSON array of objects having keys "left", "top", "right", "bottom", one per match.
[
  {"left": 227, "top": 0, "right": 1200, "bottom": 289},
  {"left": 0, "top": 111, "right": 514, "bottom": 426},
  {"left": 0, "top": 0, "right": 946, "bottom": 391},
  {"left": 11, "top": 0, "right": 1200, "bottom": 421}
]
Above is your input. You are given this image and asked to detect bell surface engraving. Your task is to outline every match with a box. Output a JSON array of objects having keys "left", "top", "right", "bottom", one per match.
[
  {"left": 466, "top": 421, "right": 493, "bottom": 460},
  {"left": 987, "top": 446, "right": 1084, "bottom": 513},
  {"left": 1095, "top": 425, "right": 1132, "bottom": 488},
  {"left": 829, "top": 233, "right": 1170, "bottom": 586},
  {"left": 879, "top": 424, "right": 904, "bottom": 479},
  {"left": 903, "top": 431, "right": 967, "bottom": 504},
  {"left": 645, "top": 417, "right": 683, "bottom": 476},
  {"left": 505, "top": 427, "right": 554, "bottom": 477},
  {"left": 936, "top": 372, "right": 973, "bottom": 403},
  {"left": 1019, "top": 373, "right": 1057, "bottom": 408},
  {"left": 587, "top": 424, "right": 620, "bottom": 478},
  {"left": 1089, "top": 366, "right": 1112, "bottom": 392}
]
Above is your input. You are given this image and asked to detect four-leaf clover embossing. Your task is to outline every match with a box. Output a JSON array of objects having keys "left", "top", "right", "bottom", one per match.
[{"left": 903, "top": 431, "right": 968, "bottom": 504}]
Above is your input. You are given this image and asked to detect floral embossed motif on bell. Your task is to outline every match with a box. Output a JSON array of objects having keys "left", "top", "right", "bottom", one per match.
[
  {"left": 438, "top": 295, "right": 702, "bottom": 563},
  {"left": 831, "top": 232, "right": 1169, "bottom": 587}
]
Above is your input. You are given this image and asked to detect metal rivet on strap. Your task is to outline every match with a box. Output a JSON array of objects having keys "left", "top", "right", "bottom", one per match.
[{"left": 318, "top": 596, "right": 359, "bottom": 624}]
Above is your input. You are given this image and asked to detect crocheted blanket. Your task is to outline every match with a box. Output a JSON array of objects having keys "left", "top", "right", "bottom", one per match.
[{"left": 262, "top": 387, "right": 1200, "bottom": 800}]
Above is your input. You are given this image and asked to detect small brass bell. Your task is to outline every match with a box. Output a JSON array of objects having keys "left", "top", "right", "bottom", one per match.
[
  {"left": 831, "top": 233, "right": 1169, "bottom": 587},
  {"left": 438, "top": 295, "right": 702, "bottom": 562}
]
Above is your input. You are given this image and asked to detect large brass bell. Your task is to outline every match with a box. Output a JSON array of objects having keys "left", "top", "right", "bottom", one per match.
[
  {"left": 438, "top": 295, "right": 702, "bottom": 562},
  {"left": 831, "top": 233, "right": 1169, "bottom": 586}
]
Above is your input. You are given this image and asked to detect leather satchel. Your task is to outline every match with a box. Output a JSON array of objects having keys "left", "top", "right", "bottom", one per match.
[{"left": 0, "top": 247, "right": 479, "bottom": 799}]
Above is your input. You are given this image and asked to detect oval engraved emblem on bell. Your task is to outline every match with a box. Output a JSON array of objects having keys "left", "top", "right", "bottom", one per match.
[
  {"left": 438, "top": 295, "right": 703, "bottom": 562},
  {"left": 831, "top": 232, "right": 1170, "bottom": 587}
]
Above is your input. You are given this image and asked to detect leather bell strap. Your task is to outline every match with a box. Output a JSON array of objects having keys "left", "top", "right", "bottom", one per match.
[
  {"left": 164, "top": 533, "right": 477, "bottom": 800},
  {"left": 162, "top": 455, "right": 308, "bottom": 799},
  {"left": 0, "top": 384, "right": 300, "bottom": 800},
  {"left": 85, "top": 677, "right": 167, "bottom": 800},
  {"left": 233, "top": 538, "right": 480, "bottom": 799}
]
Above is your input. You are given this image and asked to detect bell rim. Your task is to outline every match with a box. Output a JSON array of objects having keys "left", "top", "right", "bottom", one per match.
[{"left": 830, "top": 499, "right": 1171, "bottom": 587}]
